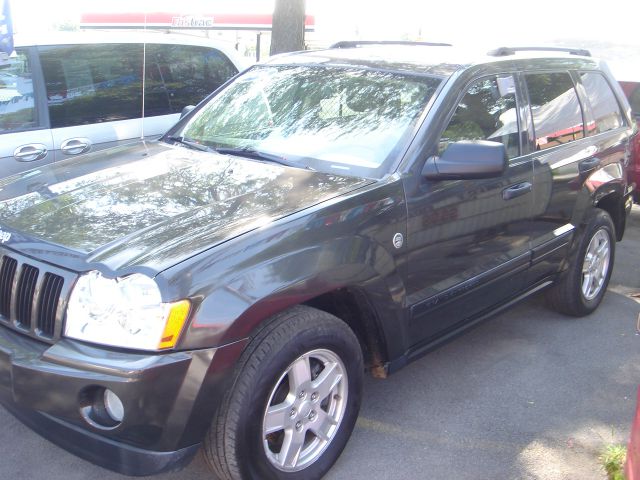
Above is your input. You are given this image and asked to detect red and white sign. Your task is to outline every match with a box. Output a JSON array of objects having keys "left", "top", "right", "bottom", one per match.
[{"left": 80, "top": 12, "right": 315, "bottom": 31}]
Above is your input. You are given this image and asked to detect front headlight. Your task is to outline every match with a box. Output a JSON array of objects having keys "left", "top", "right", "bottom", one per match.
[{"left": 65, "top": 271, "right": 190, "bottom": 350}]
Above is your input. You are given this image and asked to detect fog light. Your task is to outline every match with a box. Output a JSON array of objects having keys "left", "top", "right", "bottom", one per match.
[
  {"left": 79, "top": 386, "right": 124, "bottom": 429},
  {"left": 103, "top": 389, "right": 124, "bottom": 423}
]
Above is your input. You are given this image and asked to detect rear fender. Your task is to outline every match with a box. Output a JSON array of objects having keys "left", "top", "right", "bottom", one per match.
[{"left": 585, "top": 163, "right": 627, "bottom": 240}]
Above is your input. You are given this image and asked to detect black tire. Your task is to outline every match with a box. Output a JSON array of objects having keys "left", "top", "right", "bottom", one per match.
[
  {"left": 203, "top": 305, "right": 363, "bottom": 480},
  {"left": 546, "top": 209, "right": 615, "bottom": 316}
]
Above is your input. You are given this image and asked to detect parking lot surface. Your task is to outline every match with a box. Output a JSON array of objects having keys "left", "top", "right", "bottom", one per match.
[{"left": 1, "top": 206, "right": 639, "bottom": 480}]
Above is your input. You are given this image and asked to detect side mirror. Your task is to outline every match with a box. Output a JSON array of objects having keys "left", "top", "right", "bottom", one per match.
[
  {"left": 180, "top": 105, "right": 196, "bottom": 119},
  {"left": 422, "top": 140, "right": 508, "bottom": 180}
]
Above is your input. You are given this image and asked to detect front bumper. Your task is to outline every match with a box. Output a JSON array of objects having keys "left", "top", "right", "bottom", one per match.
[
  {"left": 2, "top": 399, "right": 199, "bottom": 475},
  {"left": 0, "top": 325, "right": 245, "bottom": 475}
]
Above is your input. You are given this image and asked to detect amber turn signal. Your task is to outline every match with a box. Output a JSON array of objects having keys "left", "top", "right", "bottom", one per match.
[{"left": 158, "top": 300, "right": 191, "bottom": 349}]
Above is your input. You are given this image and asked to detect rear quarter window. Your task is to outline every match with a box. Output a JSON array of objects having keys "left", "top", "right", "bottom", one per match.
[{"left": 580, "top": 72, "right": 625, "bottom": 134}]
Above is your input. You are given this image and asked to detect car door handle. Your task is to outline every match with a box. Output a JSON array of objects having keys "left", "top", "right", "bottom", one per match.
[
  {"left": 14, "top": 144, "right": 48, "bottom": 162},
  {"left": 502, "top": 182, "right": 532, "bottom": 200},
  {"left": 579, "top": 157, "right": 600, "bottom": 174},
  {"left": 61, "top": 138, "right": 92, "bottom": 155}
]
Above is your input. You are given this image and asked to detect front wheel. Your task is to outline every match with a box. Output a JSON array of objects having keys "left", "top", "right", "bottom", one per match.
[
  {"left": 546, "top": 209, "right": 615, "bottom": 316},
  {"left": 204, "top": 306, "right": 363, "bottom": 480}
]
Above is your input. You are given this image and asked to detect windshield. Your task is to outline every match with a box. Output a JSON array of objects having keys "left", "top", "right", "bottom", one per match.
[{"left": 169, "top": 65, "right": 442, "bottom": 178}]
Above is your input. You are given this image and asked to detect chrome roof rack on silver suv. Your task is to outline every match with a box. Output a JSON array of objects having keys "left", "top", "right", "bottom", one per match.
[
  {"left": 488, "top": 46, "right": 591, "bottom": 57},
  {"left": 330, "top": 40, "right": 452, "bottom": 49}
]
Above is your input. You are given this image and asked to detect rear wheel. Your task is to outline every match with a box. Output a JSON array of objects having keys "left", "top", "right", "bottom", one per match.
[
  {"left": 204, "top": 306, "right": 363, "bottom": 480},
  {"left": 546, "top": 209, "right": 615, "bottom": 316}
]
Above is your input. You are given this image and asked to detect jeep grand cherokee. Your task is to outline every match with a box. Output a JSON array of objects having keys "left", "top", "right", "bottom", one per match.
[{"left": 0, "top": 43, "right": 635, "bottom": 480}]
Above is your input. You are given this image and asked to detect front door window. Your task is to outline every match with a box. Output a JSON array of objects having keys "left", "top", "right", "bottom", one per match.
[{"left": 440, "top": 75, "right": 519, "bottom": 159}]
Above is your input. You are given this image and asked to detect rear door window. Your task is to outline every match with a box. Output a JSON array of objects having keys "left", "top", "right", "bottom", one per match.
[
  {"left": 580, "top": 72, "right": 625, "bottom": 134},
  {"left": 144, "top": 44, "right": 238, "bottom": 117},
  {"left": 0, "top": 48, "right": 37, "bottom": 133},
  {"left": 39, "top": 44, "right": 143, "bottom": 128},
  {"left": 525, "top": 72, "right": 584, "bottom": 150}
]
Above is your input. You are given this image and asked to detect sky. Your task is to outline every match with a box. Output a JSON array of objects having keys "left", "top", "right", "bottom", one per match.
[{"left": 9, "top": 0, "right": 640, "bottom": 74}]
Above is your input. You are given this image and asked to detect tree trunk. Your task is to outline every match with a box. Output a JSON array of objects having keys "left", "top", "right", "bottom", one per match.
[{"left": 270, "top": 0, "right": 306, "bottom": 56}]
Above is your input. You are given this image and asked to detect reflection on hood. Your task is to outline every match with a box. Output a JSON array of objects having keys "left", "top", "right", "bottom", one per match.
[{"left": 0, "top": 142, "right": 370, "bottom": 270}]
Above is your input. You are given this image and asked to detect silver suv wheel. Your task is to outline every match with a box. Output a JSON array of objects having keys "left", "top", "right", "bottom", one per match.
[
  {"left": 546, "top": 209, "right": 615, "bottom": 317},
  {"left": 581, "top": 228, "right": 610, "bottom": 301},
  {"left": 203, "top": 306, "right": 363, "bottom": 480},
  {"left": 262, "top": 349, "right": 348, "bottom": 472}
]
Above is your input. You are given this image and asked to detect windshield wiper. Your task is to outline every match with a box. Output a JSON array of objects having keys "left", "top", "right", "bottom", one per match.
[
  {"left": 165, "top": 135, "right": 212, "bottom": 152},
  {"left": 215, "top": 147, "right": 313, "bottom": 170}
]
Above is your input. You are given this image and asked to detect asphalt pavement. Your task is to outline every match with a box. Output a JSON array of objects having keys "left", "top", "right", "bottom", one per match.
[{"left": 1, "top": 206, "right": 639, "bottom": 480}]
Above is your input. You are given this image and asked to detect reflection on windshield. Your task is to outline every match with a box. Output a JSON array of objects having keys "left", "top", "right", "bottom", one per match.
[{"left": 175, "top": 65, "right": 441, "bottom": 177}]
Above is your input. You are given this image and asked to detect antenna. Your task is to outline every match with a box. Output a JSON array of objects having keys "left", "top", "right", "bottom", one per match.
[{"left": 141, "top": 11, "right": 147, "bottom": 140}]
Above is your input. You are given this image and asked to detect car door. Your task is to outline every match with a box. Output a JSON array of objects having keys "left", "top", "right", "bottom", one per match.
[
  {"left": 404, "top": 74, "right": 535, "bottom": 343},
  {"left": 523, "top": 70, "right": 629, "bottom": 285},
  {"left": 37, "top": 43, "right": 145, "bottom": 162},
  {"left": 0, "top": 47, "right": 55, "bottom": 178}
]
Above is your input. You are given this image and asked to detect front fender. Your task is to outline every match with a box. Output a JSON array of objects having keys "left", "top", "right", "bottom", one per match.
[
  {"left": 203, "top": 235, "right": 405, "bottom": 348},
  {"left": 159, "top": 179, "right": 408, "bottom": 352}
]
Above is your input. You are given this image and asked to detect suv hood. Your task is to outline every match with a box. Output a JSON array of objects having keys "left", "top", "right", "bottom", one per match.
[{"left": 0, "top": 142, "right": 371, "bottom": 273}]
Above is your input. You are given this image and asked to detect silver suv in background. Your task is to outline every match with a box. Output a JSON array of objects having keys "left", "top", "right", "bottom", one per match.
[{"left": 0, "top": 32, "right": 244, "bottom": 178}]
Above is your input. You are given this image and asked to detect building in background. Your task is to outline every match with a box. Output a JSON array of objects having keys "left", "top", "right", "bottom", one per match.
[{"left": 79, "top": 10, "right": 315, "bottom": 61}]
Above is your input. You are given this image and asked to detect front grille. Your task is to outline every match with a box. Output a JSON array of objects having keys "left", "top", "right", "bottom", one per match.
[
  {"left": 0, "top": 249, "right": 74, "bottom": 343},
  {"left": 16, "top": 264, "right": 39, "bottom": 329},
  {"left": 0, "top": 256, "right": 17, "bottom": 318},
  {"left": 37, "top": 273, "right": 65, "bottom": 337}
]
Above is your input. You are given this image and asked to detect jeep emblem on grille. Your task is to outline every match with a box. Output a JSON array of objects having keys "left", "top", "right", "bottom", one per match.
[{"left": 0, "top": 228, "right": 11, "bottom": 244}]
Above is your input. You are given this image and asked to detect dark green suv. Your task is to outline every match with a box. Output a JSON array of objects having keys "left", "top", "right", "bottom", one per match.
[{"left": 0, "top": 43, "right": 635, "bottom": 480}]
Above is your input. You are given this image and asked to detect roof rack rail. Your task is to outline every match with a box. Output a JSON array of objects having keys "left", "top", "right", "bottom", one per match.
[
  {"left": 330, "top": 40, "right": 452, "bottom": 49},
  {"left": 488, "top": 46, "right": 591, "bottom": 57}
]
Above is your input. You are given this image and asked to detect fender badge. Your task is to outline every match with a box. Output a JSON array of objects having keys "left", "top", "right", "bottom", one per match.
[
  {"left": 392, "top": 233, "right": 404, "bottom": 249},
  {"left": 0, "top": 228, "right": 11, "bottom": 244}
]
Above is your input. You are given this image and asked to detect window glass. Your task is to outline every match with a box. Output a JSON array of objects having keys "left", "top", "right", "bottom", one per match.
[
  {"left": 40, "top": 44, "right": 143, "bottom": 128},
  {"left": 0, "top": 49, "right": 36, "bottom": 133},
  {"left": 525, "top": 72, "right": 584, "bottom": 150},
  {"left": 176, "top": 65, "right": 441, "bottom": 178},
  {"left": 580, "top": 72, "right": 624, "bottom": 134},
  {"left": 144, "top": 44, "right": 238, "bottom": 117},
  {"left": 440, "top": 75, "right": 520, "bottom": 159}
]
